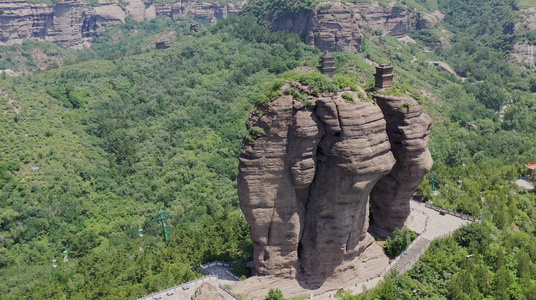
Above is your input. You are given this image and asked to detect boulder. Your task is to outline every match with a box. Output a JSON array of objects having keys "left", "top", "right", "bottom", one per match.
[{"left": 191, "top": 282, "right": 225, "bottom": 300}]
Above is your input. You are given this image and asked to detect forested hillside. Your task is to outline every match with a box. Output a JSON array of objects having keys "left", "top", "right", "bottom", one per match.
[
  {"left": 0, "top": 0, "right": 536, "bottom": 299},
  {"left": 0, "top": 16, "right": 321, "bottom": 298}
]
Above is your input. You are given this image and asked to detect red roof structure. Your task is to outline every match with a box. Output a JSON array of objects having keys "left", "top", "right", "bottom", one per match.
[{"left": 525, "top": 163, "right": 536, "bottom": 170}]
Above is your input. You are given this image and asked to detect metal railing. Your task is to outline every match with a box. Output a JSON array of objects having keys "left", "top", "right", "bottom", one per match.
[
  {"left": 136, "top": 275, "right": 217, "bottom": 300},
  {"left": 138, "top": 259, "right": 244, "bottom": 299},
  {"left": 200, "top": 260, "right": 236, "bottom": 275},
  {"left": 424, "top": 203, "right": 478, "bottom": 222},
  {"left": 219, "top": 284, "right": 242, "bottom": 300},
  {"left": 381, "top": 235, "right": 432, "bottom": 277}
]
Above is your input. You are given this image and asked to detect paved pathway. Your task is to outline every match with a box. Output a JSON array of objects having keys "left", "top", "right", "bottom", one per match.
[
  {"left": 516, "top": 176, "right": 534, "bottom": 192},
  {"left": 142, "top": 201, "right": 472, "bottom": 300},
  {"left": 139, "top": 265, "right": 240, "bottom": 300},
  {"left": 312, "top": 201, "right": 472, "bottom": 299},
  {"left": 407, "top": 201, "right": 471, "bottom": 239}
]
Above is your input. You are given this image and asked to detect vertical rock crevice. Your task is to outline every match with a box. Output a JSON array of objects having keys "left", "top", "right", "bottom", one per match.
[{"left": 369, "top": 94, "right": 433, "bottom": 238}]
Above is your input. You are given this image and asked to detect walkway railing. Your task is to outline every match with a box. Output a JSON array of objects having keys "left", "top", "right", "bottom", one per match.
[
  {"left": 382, "top": 201, "right": 477, "bottom": 278},
  {"left": 201, "top": 260, "right": 243, "bottom": 299},
  {"left": 219, "top": 284, "right": 242, "bottom": 300},
  {"left": 136, "top": 274, "right": 217, "bottom": 300},
  {"left": 424, "top": 203, "right": 478, "bottom": 222},
  {"left": 137, "top": 260, "right": 244, "bottom": 300},
  {"left": 381, "top": 235, "right": 431, "bottom": 277},
  {"left": 200, "top": 260, "right": 235, "bottom": 276}
]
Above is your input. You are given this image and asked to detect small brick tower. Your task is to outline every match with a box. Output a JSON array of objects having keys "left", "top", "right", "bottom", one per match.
[
  {"left": 319, "top": 51, "right": 336, "bottom": 78},
  {"left": 375, "top": 64, "right": 394, "bottom": 90}
]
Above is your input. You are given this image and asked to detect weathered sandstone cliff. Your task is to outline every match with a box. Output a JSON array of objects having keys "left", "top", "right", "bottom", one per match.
[
  {"left": 238, "top": 80, "right": 432, "bottom": 284},
  {"left": 369, "top": 94, "right": 433, "bottom": 237},
  {"left": 416, "top": 10, "right": 444, "bottom": 30},
  {"left": 270, "top": 1, "right": 413, "bottom": 52},
  {"left": 0, "top": 0, "right": 243, "bottom": 48}
]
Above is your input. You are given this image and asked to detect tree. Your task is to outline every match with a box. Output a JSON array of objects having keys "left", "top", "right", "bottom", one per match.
[
  {"left": 384, "top": 228, "right": 417, "bottom": 257},
  {"left": 265, "top": 288, "right": 285, "bottom": 300}
]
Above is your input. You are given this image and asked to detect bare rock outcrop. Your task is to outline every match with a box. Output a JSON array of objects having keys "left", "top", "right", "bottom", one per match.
[
  {"left": 354, "top": 2, "right": 412, "bottom": 37},
  {"left": 0, "top": 0, "right": 244, "bottom": 48},
  {"left": 369, "top": 95, "right": 433, "bottom": 238},
  {"left": 416, "top": 10, "right": 444, "bottom": 29},
  {"left": 191, "top": 282, "right": 225, "bottom": 300},
  {"left": 304, "top": 2, "right": 364, "bottom": 52},
  {"left": 512, "top": 42, "right": 536, "bottom": 66},
  {"left": 512, "top": 8, "right": 536, "bottom": 65},
  {"left": 270, "top": 1, "right": 412, "bottom": 52},
  {"left": 238, "top": 81, "right": 432, "bottom": 283}
]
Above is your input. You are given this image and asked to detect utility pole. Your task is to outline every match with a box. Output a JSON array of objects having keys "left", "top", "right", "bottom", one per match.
[
  {"left": 527, "top": 45, "right": 534, "bottom": 68},
  {"left": 529, "top": 44, "right": 534, "bottom": 69},
  {"left": 154, "top": 209, "right": 170, "bottom": 246}
]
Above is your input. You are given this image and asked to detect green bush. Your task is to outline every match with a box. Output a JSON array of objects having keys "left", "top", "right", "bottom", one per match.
[
  {"left": 284, "top": 85, "right": 308, "bottom": 101},
  {"left": 342, "top": 92, "right": 355, "bottom": 103},
  {"left": 384, "top": 227, "right": 417, "bottom": 257},
  {"left": 258, "top": 80, "right": 284, "bottom": 106},
  {"left": 265, "top": 288, "right": 285, "bottom": 300},
  {"left": 333, "top": 73, "right": 359, "bottom": 91},
  {"left": 231, "top": 261, "right": 252, "bottom": 278}
]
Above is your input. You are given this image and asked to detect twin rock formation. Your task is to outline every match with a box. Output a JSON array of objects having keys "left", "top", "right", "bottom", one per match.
[{"left": 238, "top": 82, "right": 432, "bottom": 283}]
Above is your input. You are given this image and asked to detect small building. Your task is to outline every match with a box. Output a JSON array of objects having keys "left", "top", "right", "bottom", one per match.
[
  {"left": 32, "top": 166, "right": 40, "bottom": 172},
  {"left": 375, "top": 64, "right": 394, "bottom": 90},
  {"left": 319, "top": 51, "right": 336, "bottom": 79},
  {"left": 156, "top": 41, "right": 170, "bottom": 49}
]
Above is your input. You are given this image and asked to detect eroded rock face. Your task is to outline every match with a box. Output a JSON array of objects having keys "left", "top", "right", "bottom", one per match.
[
  {"left": 304, "top": 3, "right": 364, "bottom": 52},
  {"left": 0, "top": 0, "right": 244, "bottom": 48},
  {"left": 238, "top": 83, "right": 432, "bottom": 282},
  {"left": 270, "top": 1, "right": 412, "bottom": 52},
  {"left": 416, "top": 10, "right": 444, "bottom": 29},
  {"left": 191, "top": 282, "right": 225, "bottom": 300},
  {"left": 512, "top": 8, "right": 536, "bottom": 65},
  {"left": 369, "top": 95, "right": 433, "bottom": 238}
]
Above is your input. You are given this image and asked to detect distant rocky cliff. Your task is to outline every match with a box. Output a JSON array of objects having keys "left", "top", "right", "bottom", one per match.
[
  {"left": 238, "top": 80, "right": 432, "bottom": 283},
  {"left": 0, "top": 0, "right": 243, "bottom": 48},
  {"left": 269, "top": 1, "right": 413, "bottom": 52},
  {"left": 513, "top": 8, "right": 536, "bottom": 65},
  {"left": 0, "top": 0, "right": 429, "bottom": 52}
]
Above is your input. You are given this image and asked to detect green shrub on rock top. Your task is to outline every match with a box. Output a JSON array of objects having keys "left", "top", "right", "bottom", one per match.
[
  {"left": 342, "top": 92, "right": 355, "bottom": 103},
  {"left": 284, "top": 84, "right": 308, "bottom": 101},
  {"left": 257, "top": 80, "right": 284, "bottom": 106}
]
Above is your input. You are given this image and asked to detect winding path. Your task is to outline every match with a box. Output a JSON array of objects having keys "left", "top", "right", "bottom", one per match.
[
  {"left": 313, "top": 200, "right": 473, "bottom": 299},
  {"left": 139, "top": 201, "right": 473, "bottom": 300}
]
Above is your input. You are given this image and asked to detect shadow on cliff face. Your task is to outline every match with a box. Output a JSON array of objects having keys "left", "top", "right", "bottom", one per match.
[{"left": 238, "top": 84, "right": 432, "bottom": 286}]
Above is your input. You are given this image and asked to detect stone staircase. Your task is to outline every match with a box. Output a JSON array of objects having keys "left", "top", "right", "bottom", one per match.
[{"left": 382, "top": 236, "right": 432, "bottom": 276}]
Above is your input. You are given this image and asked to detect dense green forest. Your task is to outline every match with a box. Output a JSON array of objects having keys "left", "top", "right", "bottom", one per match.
[{"left": 1, "top": 0, "right": 536, "bottom": 299}]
